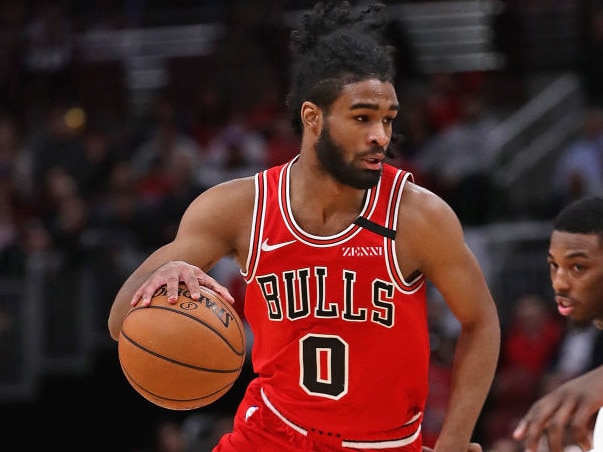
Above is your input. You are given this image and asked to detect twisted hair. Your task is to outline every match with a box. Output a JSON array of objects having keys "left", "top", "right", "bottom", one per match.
[{"left": 286, "top": 1, "right": 396, "bottom": 135}]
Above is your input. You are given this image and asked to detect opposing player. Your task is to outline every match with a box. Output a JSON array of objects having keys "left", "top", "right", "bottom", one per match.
[
  {"left": 513, "top": 196, "right": 603, "bottom": 452},
  {"left": 108, "top": 2, "right": 500, "bottom": 450}
]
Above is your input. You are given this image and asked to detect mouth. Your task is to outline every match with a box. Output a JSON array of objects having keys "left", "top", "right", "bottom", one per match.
[
  {"left": 555, "top": 295, "right": 576, "bottom": 317},
  {"left": 361, "top": 154, "right": 384, "bottom": 170}
]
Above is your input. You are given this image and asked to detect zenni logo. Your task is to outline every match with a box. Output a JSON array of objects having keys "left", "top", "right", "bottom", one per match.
[{"left": 341, "top": 246, "right": 383, "bottom": 257}]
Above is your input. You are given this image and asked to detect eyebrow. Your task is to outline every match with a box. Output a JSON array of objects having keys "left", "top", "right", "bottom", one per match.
[{"left": 350, "top": 102, "right": 399, "bottom": 112}]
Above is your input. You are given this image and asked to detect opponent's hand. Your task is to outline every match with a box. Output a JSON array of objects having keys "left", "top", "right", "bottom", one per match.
[
  {"left": 512, "top": 367, "right": 603, "bottom": 452},
  {"left": 131, "top": 260, "right": 235, "bottom": 307}
]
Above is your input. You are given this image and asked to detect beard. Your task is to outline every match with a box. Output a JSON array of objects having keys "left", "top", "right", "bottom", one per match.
[{"left": 315, "top": 125, "right": 383, "bottom": 190}]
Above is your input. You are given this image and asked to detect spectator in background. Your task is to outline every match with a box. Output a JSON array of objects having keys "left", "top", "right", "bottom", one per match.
[
  {"left": 28, "top": 100, "right": 88, "bottom": 211},
  {"left": 0, "top": 216, "right": 53, "bottom": 275},
  {"left": 423, "top": 73, "right": 463, "bottom": 133},
  {"left": 0, "top": 112, "right": 35, "bottom": 215},
  {"left": 189, "top": 84, "right": 230, "bottom": 150},
  {"left": 148, "top": 148, "right": 210, "bottom": 247},
  {"left": 76, "top": 125, "right": 120, "bottom": 204},
  {"left": 540, "top": 319, "right": 603, "bottom": 397},
  {"left": 421, "top": 292, "right": 460, "bottom": 448},
  {"left": 208, "top": 1, "right": 282, "bottom": 115},
  {"left": 415, "top": 92, "right": 498, "bottom": 225},
  {"left": 395, "top": 88, "right": 435, "bottom": 161},
  {"left": 482, "top": 294, "right": 564, "bottom": 448},
  {"left": 87, "top": 160, "right": 153, "bottom": 255},
  {"left": 0, "top": 193, "right": 19, "bottom": 273},
  {"left": 262, "top": 117, "right": 300, "bottom": 168},
  {"left": 551, "top": 106, "right": 603, "bottom": 211},
  {"left": 197, "top": 114, "right": 267, "bottom": 187},
  {"left": 37, "top": 166, "right": 79, "bottom": 223},
  {"left": 129, "top": 93, "right": 204, "bottom": 196},
  {"left": 37, "top": 166, "right": 93, "bottom": 268},
  {"left": 21, "top": 1, "right": 75, "bottom": 119}
]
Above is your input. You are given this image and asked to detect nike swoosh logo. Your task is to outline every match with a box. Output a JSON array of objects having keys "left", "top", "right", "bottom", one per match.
[{"left": 261, "top": 238, "right": 296, "bottom": 252}]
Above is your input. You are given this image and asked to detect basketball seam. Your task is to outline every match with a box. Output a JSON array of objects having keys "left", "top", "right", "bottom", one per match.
[
  {"left": 120, "top": 330, "right": 244, "bottom": 373},
  {"left": 127, "top": 305, "right": 245, "bottom": 356},
  {"left": 121, "top": 366, "right": 238, "bottom": 407}
]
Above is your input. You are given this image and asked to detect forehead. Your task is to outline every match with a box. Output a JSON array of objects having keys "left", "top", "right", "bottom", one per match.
[
  {"left": 549, "top": 230, "right": 603, "bottom": 258},
  {"left": 335, "top": 79, "right": 398, "bottom": 108}
]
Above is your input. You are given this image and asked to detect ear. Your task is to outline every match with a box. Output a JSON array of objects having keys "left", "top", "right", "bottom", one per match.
[{"left": 301, "top": 101, "right": 321, "bottom": 132}]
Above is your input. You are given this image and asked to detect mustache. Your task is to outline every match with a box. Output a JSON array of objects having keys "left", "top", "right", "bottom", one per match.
[
  {"left": 554, "top": 292, "right": 574, "bottom": 302},
  {"left": 359, "top": 145, "right": 387, "bottom": 156}
]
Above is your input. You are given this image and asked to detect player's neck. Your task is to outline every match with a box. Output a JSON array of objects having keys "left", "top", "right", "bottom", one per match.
[{"left": 289, "top": 160, "right": 366, "bottom": 235}]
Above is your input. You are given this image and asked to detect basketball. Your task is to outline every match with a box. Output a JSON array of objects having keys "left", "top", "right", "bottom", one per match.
[{"left": 118, "top": 283, "right": 246, "bottom": 410}]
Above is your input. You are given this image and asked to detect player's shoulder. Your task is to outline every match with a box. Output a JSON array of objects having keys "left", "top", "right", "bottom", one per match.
[
  {"left": 397, "top": 180, "right": 464, "bottom": 243},
  {"left": 212, "top": 176, "right": 256, "bottom": 197},
  {"left": 401, "top": 181, "right": 457, "bottom": 221},
  {"left": 184, "top": 176, "right": 256, "bottom": 221},
  {"left": 202, "top": 176, "right": 256, "bottom": 202}
]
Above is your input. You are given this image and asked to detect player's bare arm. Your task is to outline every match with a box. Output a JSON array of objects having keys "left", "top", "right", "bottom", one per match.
[
  {"left": 513, "top": 366, "right": 603, "bottom": 452},
  {"left": 398, "top": 182, "right": 501, "bottom": 451},
  {"left": 107, "top": 177, "right": 255, "bottom": 341}
]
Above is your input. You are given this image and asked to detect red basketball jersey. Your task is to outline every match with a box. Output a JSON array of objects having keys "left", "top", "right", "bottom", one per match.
[{"left": 242, "top": 157, "right": 429, "bottom": 439}]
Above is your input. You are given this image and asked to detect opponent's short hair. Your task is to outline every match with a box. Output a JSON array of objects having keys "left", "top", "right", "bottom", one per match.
[
  {"left": 554, "top": 196, "right": 603, "bottom": 236},
  {"left": 286, "top": 1, "right": 396, "bottom": 135}
]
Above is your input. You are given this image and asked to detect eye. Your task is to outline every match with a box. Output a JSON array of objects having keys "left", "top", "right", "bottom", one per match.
[
  {"left": 355, "top": 115, "right": 369, "bottom": 122},
  {"left": 383, "top": 116, "right": 395, "bottom": 125},
  {"left": 572, "top": 263, "right": 585, "bottom": 273}
]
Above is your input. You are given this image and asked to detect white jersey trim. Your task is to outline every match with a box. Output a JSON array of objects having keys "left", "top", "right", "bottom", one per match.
[{"left": 260, "top": 387, "right": 422, "bottom": 449}]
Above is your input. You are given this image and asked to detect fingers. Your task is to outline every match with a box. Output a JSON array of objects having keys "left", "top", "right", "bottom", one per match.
[
  {"left": 130, "top": 261, "right": 235, "bottom": 307},
  {"left": 512, "top": 401, "right": 559, "bottom": 452},
  {"left": 512, "top": 370, "right": 603, "bottom": 452},
  {"left": 199, "top": 275, "right": 236, "bottom": 304},
  {"left": 569, "top": 404, "right": 596, "bottom": 452},
  {"left": 513, "top": 394, "right": 578, "bottom": 452},
  {"left": 544, "top": 405, "right": 574, "bottom": 452},
  {"left": 512, "top": 410, "right": 546, "bottom": 452},
  {"left": 512, "top": 418, "right": 527, "bottom": 441}
]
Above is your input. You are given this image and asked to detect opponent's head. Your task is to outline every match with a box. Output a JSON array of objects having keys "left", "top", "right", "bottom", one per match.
[
  {"left": 554, "top": 196, "right": 603, "bottom": 236},
  {"left": 286, "top": 1, "right": 396, "bottom": 136},
  {"left": 549, "top": 196, "right": 603, "bottom": 328}
]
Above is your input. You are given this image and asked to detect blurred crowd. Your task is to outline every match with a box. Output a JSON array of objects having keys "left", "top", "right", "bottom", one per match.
[{"left": 2, "top": 0, "right": 603, "bottom": 451}]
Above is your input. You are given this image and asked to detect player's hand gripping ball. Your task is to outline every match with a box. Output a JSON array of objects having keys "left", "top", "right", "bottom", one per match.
[{"left": 118, "top": 283, "right": 246, "bottom": 410}]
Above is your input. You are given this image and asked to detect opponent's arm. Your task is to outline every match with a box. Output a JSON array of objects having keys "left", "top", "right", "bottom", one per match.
[
  {"left": 107, "top": 178, "right": 254, "bottom": 341},
  {"left": 512, "top": 366, "right": 603, "bottom": 452},
  {"left": 398, "top": 184, "right": 500, "bottom": 452}
]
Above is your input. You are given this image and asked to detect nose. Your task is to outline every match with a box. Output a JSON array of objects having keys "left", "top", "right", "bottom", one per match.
[
  {"left": 551, "top": 268, "right": 570, "bottom": 293},
  {"left": 367, "top": 123, "right": 390, "bottom": 147}
]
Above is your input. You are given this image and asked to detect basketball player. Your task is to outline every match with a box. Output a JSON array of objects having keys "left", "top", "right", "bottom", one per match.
[
  {"left": 513, "top": 196, "right": 603, "bottom": 452},
  {"left": 108, "top": 2, "right": 500, "bottom": 450}
]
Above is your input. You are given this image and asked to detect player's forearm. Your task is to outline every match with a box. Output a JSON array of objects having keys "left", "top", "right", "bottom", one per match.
[
  {"left": 108, "top": 279, "right": 139, "bottom": 340},
  {"left": 108, "top": 268, "right": 156, "bottom": 341}
]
